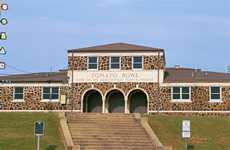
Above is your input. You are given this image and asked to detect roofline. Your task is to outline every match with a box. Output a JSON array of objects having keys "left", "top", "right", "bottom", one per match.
[{"left": 67, "top": 49, "right": 164, "bottom": 53}]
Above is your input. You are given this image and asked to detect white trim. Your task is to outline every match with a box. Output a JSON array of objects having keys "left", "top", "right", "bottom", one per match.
[
  {"left": 0, "top": 110, "right": 82, "bottom": 112},
  {"left": 109, "top": 56, "right": 121, "bottom": 70},
  {"left": 171, "top": 86, "right": 191, "bottom": 102},
  {"left": 87, "top": 56, "right": 98, "bottom": 71},
  {"left": 68, "top": 52, "right": 164, "bottom": 57},
  {"left": 13, "top": 87, "right": 24, "bottom": 102},
  {"left": 209, "top": 86, "right": 222, "bottom": 103},
  {"left": 0, "top": 83, "right": 67, "bottom": 87},
  {"left": 41, "top": 87, "right": 60, "bottom": 103},
  {"left": 132, "top": 56, "right": 144, "bottom": 70},
  {"left": 12, "top": 100, "right": 25, "bottom": 103},
  {"left": 161, "top": 83, "right": 230, "bottom": 87},
  {"left": 148, "top": 110, "right": 230, "bottom": 113}
]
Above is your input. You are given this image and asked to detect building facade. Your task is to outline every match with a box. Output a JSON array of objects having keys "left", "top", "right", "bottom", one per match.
[{"left": 0, "top": 43, "right": 230, "bottom": 113}]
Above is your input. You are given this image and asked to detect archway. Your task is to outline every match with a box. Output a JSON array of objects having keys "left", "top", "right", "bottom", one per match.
[
  {"left": 128, "top": 89, "right": 148, "bottom": 113},
  {"left": 106, "top": 90, "right": 125, "bottom": 113},
  {"left": 83, "top": 90, "right": 103, "bottom": 113}
]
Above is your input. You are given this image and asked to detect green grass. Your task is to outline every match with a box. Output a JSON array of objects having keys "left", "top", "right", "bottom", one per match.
[
  {"left": 0, "top": 113, "right": 65, "bottom": 150},
  {"left": 148, "top": 114, "right": 230, "bottom": 150}
]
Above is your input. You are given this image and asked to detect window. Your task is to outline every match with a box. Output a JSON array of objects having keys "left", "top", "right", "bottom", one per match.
[
  {"left": 43, "top": 87, "right": 59, "bottom": 101},
  {"left": 14, "top": 87, "right": 24, "bottom": 100},
  {"left": 133, "top": 56, "right": 143, "bottom": 69},
  {"left": 210, "top": 86, "right": 221, "bottom": 102},
  {"left": 88, "top": 56, "right": 98, "bottom": 70},
  {"left": 110, "top": 56, "right": 120, "bottom": 69},
  {"left": 172, "top": 87, "right": 191, "bottom": 102}
]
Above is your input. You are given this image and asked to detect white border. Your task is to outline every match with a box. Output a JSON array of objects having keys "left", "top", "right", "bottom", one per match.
[
  {"left": 209, "top": 86, "right": 222, "bottom": 103},
  {"left": 132, "top": 56, "right": 144, "bottom": 70},
  {"left": 0, "top": 83, "right": 67, "bottom": 87},
  {"left": 87, "top": 56, "right": 98, "bottom": 71},
  {"left": 161, "top": 83, "right": 230, "bottom": 87},
  {"left": 41, "top": 87, "right": 60, "bottom": 102},
  {"left": 109, "top": 56, "right": 121, "bottom": 70},
  {"left": 12, "top": 87, "right": 25, "bottom": 102},
  {"left": 171, "top": 87, "right": 191, "bottom": 102}
]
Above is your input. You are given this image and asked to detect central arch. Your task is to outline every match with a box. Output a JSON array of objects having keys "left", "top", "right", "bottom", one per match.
[
  {"left": 83, "top": 89, "right": 103, "bottom": 113},
  {"left": 105, "top": 89, "right": 125, "bottom": 113}
]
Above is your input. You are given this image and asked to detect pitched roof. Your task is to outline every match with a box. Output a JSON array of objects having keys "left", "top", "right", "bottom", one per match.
[
  {"left": 68, "top": 42, "right": 164, "bottom": 53},
  {"left": 0, "top": 71, "right": 68, "bottom": 83},
  {"left": 164, "top": 67, "right": 230, "bottom": 83}
]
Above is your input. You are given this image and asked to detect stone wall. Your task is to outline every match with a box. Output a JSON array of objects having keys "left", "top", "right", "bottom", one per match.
[
  {"left": 0, "top": 86, "right": 70, "bottom": 110},
  {"left": 68, "top": 56, "right": 165, "bottom": 70},
  {"left": 159, "top": 86, "right": 230, "bottom": 111},
  {"left": 71, "top": 82, "right": 159, "bottom": 110}
]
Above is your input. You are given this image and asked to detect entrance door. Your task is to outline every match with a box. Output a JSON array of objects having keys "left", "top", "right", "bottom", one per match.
[
  {"left": 106, "top": 90, "right": 125, "bottom": 113},
  {"left": 129, "top": 90, "right": 148, "bottom": 113}
]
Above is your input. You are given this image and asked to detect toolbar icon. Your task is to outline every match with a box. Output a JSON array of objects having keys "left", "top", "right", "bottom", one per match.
[
  {"left": 0, "top": 18, "right": 8, "bottom": 25},
  {"left": 0, "top": 32, "right": 7, "bottom": 40},
  {"left": 0, "top": 3, "right": 8, "bottom": 11},
  {"left": 0, "top": 47, "right": 6, "bottom": 55}
]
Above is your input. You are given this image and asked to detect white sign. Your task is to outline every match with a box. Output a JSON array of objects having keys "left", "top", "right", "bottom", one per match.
[
  {"left": 0, "top": 62, "right": 5, "bottom": 69},
  {"left": 68, "top": 70, "right": 164, "bottom": 83},
  {"left": 182, "top": 120, "right": 191, "bottom": 138}
]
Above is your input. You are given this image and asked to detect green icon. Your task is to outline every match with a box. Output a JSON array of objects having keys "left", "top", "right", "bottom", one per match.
[
  {"left": 0, "top": 32, "right": 7, "bottom": 40},
  {"left": 0, "top": 18, "right": 8, "bottom": 25},
  {"left": 0, "top": 47, "right": 6, "bottom": 55},
  {"left": 0, "top": 3, "right": 8, "bottom": 11}
]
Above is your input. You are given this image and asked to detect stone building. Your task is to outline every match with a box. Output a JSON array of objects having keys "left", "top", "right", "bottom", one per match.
[{"left": 0, "top": 43, "right": 230, "bottom": 113}]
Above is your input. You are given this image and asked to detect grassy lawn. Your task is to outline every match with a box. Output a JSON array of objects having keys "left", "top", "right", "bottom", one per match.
[
  {"left": 0, "top": 112, "right": 65, "bottom": 150},
  {"left": 148, "top": 114, "right": 230, "bottom": 150}
]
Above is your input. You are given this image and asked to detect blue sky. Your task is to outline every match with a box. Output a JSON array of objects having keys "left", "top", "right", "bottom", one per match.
[{"left": 0, "top": 0, "right": 230, "bottom": 74}]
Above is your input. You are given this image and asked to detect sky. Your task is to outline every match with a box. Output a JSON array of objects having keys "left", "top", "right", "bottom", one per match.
[{"left": 0, "top": 0, "right": 230, "bottom": 74}]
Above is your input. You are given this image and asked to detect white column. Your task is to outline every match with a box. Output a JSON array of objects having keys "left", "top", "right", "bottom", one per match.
[
  {"left": 102, "top": 96, "right": 105, "bottom": 113},
  {"left": 125, "top": 96, "right": 128, "bottom": 114}
]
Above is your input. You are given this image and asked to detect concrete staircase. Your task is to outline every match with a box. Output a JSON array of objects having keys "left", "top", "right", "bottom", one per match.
[{"left": 66, "top": 113, "right": 157, "bottom": 150}]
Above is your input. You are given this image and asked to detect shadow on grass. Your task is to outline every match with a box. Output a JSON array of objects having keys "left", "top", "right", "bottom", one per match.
[
  {"left": 46, "top": 145, "right": 57, "bottom": 150},
  {"left": 187, "top": 144, "right": 195, "bottom": 150}
]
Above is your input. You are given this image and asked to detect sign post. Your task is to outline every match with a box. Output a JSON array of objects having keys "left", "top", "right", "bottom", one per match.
[
  {"left": 182, "top": 119, "right": 191, "bottom": 150},
  {"left": 35, "top": 121, "right": 45, "bottom": 150}
]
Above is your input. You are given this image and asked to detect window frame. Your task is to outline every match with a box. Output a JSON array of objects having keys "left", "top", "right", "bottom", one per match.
[
  {"left": 110, "top": 56, "right": 121, "bottom": 70},
  {"left": 87, "top": 56, "right": 98, "bottom": 70},
  {"left": 132, "top": 56, "right": 143, "bottom": 70},
  {"left": 41, "top": 87, "right": 60, "bottom": 102},
  {"left": 171, "top": 86, "right": 191, "bottom": 102},
  {"left": 209, "top": 86, "right": 222, "bottom": 103},
  {"left": 13, "top": 87, "right": 24, "bottom": 102}
]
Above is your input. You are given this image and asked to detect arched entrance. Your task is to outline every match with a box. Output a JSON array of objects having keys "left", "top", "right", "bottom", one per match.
[
  {"left": 128, "top": 89, "right": 148, "bottom": 113},
  {"left": 83, "top": 90, "right": 103, "bottom": 113},
  {"left": 106, "top": 90, "right": 125, "bottom": 113}
]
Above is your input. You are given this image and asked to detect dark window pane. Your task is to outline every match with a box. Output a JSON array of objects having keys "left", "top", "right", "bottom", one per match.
[
  {"left": 43, "top": 94, "right": 50, "bottom": 99},
  {"left": 133, "top": 64, "right": 142, "bottom": 69},
  {"left": 133, "top": 56, "right": 142, "bottom": 63},
  {"left": 14, "top": 94, "right": 23, "bottom": 99},
  {"left": 89, "top": 57, "right": 97, "bottom": 63},
  {"left": 111, "top": 57, "right": 119, "bottom": 63},
  {"left": 173, "top": 87, "right": 180, "bottom": 93},
  {"left": 182, "top": 94, "right": 190, "bottom": 99},
  {"left": 182, "top": 87, "right": 189, "bottom": 93},
  {"left": 88, "top": 64, "right": 97, "bottom": 69},
  {"left": 52, "top": 87, "right": 59, "bottom": 94},
  {"left": 51, "top": 94, "right": 59, "bottom": 99},
  {"left": 43, "top": 87, "right": 50, "bottom": 94},
  {"left": 15, "top": 87, "right": 23, "bottom": 93},
  {"left": 173, "top": 94, "right": 181, "bottom": 99},
  {"left": 211, "top": 87, "right": 220, "bottom": 93},
  {"left": 111, "top": 64, "right": 120, "bottom": 69},
  {"left": 211, "top": 94, "right": 220, "bottom": 100}
]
